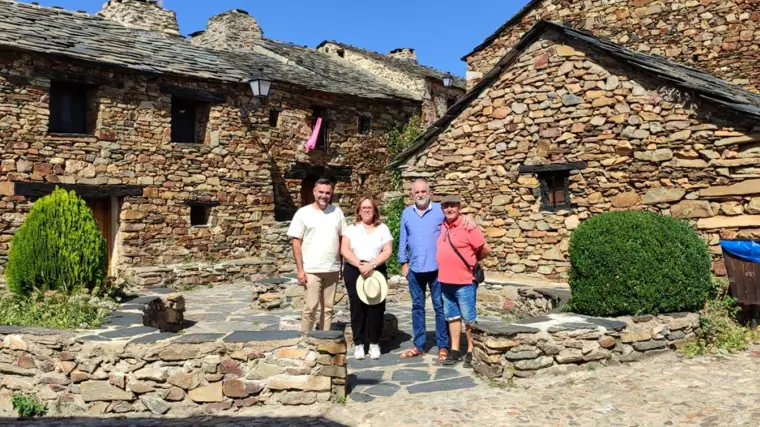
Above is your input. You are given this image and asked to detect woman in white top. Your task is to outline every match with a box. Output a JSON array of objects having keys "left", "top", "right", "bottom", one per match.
[{"left": 340, "top": 196, "right": 393, "bottom": 360}]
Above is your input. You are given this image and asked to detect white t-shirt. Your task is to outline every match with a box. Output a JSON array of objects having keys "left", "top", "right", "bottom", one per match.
[
  {"left": 344, "top": 223, "right": 393, "bottom": 262},
  {"left": 287, "top": 204, "right": 347, "bottom": 273}
]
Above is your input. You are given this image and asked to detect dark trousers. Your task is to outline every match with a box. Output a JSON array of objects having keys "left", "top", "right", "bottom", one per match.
[{"left": 343, "top": 262, "right": 386, "bottom": 346}]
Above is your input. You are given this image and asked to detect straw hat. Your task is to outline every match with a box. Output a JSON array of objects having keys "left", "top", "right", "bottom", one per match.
[{"left": 356, "top": 271, "right": 388, "bottom": 306}]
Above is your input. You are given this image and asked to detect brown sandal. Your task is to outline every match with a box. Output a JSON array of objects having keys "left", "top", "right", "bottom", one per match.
[
  {"left": 400, "top": 348, "right": 425, "bottom": 359},
  {"left": 436, "top": 349, "right": 448, "bottom": 364}
]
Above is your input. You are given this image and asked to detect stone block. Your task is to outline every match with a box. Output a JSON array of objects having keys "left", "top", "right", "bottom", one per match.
[
  {"left": 139, "top": 394, "right": 170, "bottom": 415},
  {"left": 621, "top": 330, "right": 652, "bottom": 343},
  {"left": 472, "top": 361, "right": 503, "bottom": 379},
  {"left": 317, "top": 342, "right": 347, "bottom": 355},
  {"left": 514, "top": 356, "right": 554, "bottom": 371},
  {"left": 598, "top": 336, "right": 616, "bottom": 349},
  {"left": 81, "top": 381, "right": 135, "bottom": 402},
  {"left": 279, "top": 391, "right": 317, "bottom": 405},
  {"left": 222, "top": 378, "right": 264, "bottom": 398},
  {"left": 134, "top": 367, "right": 167, "bottom": 382},
  {"left": 159, "top": 386, "right": 185, "bottom": 401},
  {"left": 317, "top": 365, "right": 346, "bottom": 378},
  {"left": 1, "top": 376, "right": 34, "bottom": 391},
  {"left": 504, "top": 349, "right": 541, "bottom": 361},
  {"left": 188, "top": 382, "right": 224, "bottom": 403},
  {"left": 266, "top": 374, "right": 331, "bottom": 392},
  {"left": 632, "top": 339, "right": 668, "bottom": 352},
  {"left": 555, "top": 349, "right": 584, "bottom": 364},
  {"left": 275, "top": 347, "right": 308, "bottom": 359}
]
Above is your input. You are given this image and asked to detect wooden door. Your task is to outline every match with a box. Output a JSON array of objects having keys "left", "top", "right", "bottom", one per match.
[{"left": 84, "top": 198, "right": 113, "bottom": 275}]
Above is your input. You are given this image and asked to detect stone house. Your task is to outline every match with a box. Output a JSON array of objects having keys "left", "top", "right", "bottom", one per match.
[
  {"left": 316, "top": 42, "right": 467, "bottom": 124},
  {"left": 0, "top": 0, "right": 460, "bottom": 287},
  {"left": 463, "top": 0, "right": 760, "bottom": 92},
  {"left": 390, "top": 20, "right": 760, "bottom": 281}
]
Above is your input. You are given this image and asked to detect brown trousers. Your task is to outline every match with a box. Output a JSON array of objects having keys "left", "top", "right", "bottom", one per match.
[{"left": 301, "top": 271, "right": 339, "bottom": 332}]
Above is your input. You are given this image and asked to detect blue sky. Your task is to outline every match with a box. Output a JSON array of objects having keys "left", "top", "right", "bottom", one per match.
[{"left": 28, "top": 0, "right": 529, "bottom": 76}]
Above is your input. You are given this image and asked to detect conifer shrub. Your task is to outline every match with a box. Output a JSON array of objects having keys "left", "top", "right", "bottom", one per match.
[
  {"left": 568, "top": 210, "right": 713, "bottom": 317},
  {"left": 6, "top": 188, "right": 107, "bottom": 296}
]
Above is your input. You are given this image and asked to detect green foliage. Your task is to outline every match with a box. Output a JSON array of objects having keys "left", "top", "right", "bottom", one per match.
[
  {"left": 568, "top": 210, "right": 713, "bottom": 317},
  {"left": 681, "top": 295, "right": 757, "bottom": 357},
  {"left": 0, "top": 288, "right": 116, "bottom": 329},
  {"left": 11, "top": 393, "right": 47, "bottom": 418},
  {"left": 386, "top": 114, "right": 423, "bottom": 191},
  {"left": 380, "top": 197, "right": 405, "bottom": 275},
  {"left": 6, "top": 188, "right": 107, "bottom": 296}
]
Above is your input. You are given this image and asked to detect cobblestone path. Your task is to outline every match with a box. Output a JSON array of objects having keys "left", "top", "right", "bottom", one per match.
[{"left": 10, "top": 347, "right": 760, "bottom": 426}]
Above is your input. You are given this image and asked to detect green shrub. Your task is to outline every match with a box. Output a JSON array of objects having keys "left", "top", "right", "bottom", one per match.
[
  {"left": 0, "top": 288, "right": 117, "bottom": 329},
  {"left": 386, "top": 114, "right": 423, "bottom": 191},
  {"left": 380, "top": 197, "right": 405, "bottom": 275},
  {"left": 6, "top": 187, "right": 107, "bottom": 296},
  {"left": 568, "top": 210, "right": 712, "bottom": 317},
  {"left": 11, "top": 393, "right": 47, "bottom": 418}
]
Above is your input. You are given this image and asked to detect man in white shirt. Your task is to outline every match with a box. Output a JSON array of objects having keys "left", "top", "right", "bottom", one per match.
[{"left": 287, "top": 178, "right": 347, "bottom": 332}]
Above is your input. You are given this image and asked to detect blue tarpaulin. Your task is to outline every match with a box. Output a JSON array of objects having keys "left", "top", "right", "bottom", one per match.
[{"left": 720, "top": 240, "right": 760, "bottom": 264}]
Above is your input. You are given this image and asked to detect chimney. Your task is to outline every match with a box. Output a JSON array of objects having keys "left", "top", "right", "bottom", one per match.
[
  {"left": 388, "top": 48, "right": 417, "bottom": 63},
  {"left": 190, "top": 9, "right": 262, "bottom": 52},
  {"left": 98, "top": 0, "right": 180, "bottom": 36}
]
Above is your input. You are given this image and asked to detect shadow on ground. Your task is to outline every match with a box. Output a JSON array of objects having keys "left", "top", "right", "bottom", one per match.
[{"left": 3, "top": 415, "right": 348, "bottom": 427}]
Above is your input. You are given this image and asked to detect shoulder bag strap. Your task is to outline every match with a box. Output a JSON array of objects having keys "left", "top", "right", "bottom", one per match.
[{"left": 446, "top": 228, "right": 473, "bottom": 272}]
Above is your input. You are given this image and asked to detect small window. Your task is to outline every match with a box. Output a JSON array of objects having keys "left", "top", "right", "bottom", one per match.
[
  {"left": 269, "top": 109, "right": 280, "bottom": 127},
  {"left": 49, "top": 82, "right": 90, "bottom": 134},
  {"left": 538, "top": 171, "right": 570, "bottom": 210},
  {"left": 172, "top": 98, "right": 209, "bottom": 143},
  {"left": 190, "top": 205, "right": 211, "bottom": 226},
  {"left": 311, "top": 107, "right": 328, "bottom": 150},
  {"left": 358, "top": 115, "right": 372, "bottom": 135}
]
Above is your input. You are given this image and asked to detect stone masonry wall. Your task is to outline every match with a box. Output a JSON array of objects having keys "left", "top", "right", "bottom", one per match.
[
  {"left": 472, "top": 312, "right": 699, "bottom": 382},
  {"left": 465, "top": 0, "right": 760, "bottom": 92},
  {"left": 402, "top": 31, "right": 760, "bottom": 281},
  {"left": 0, "top": 51, "right": 416, "bottom": 283},
  {"left": 318, "top": 43, "right": 466, "bottom": 125},
  {"left": 98, "top": 0, "right": 180, "bottom": 36},
  {"left": 0, "top": 328, "right": 347, "bottom": 415}
]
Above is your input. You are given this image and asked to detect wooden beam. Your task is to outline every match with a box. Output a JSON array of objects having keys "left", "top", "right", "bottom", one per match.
[
  {"left": 159, "top": 85, "right": 226, "bottom": 104},
  {"left": 518, "top": 162, "right": 587, "bottom": 173},
  {"left": 36, "top": 68, "right": 124, "bottom": 88},
  {"left": 285, "top": 163, "right": 352, "bottom": 182},
  {"left": 14, "top": 182, "right": 142, "bottom": 199}
]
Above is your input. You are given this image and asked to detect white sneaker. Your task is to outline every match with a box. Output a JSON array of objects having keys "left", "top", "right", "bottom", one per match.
[
  {"left": 369, "top": 344, "right": 381, "bottom": 360},
  {"left": 354, "top": 345, "right": 365, "bottom": 360}
]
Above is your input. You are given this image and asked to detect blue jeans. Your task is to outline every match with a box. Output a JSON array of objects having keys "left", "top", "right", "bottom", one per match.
[
  {"left": 441, "top": 282, "right": 478, "bottom": 324},
  {"left": 407, "top": 270, "right": 449, "bottom": 352}
]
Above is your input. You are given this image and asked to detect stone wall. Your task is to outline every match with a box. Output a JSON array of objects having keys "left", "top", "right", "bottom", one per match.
[
  {"left": 0, "top": 328, "right": 347, "bottom": 415},
  {"left": 98, "top": 0, "right": 180, "bottom": 36},
  {"left": 472, "top": 312, "right": 699, "bottom": 382},
  {"left": 402, "top": 31, "right": 760, "bottom": 280},
  {"left": 318, "top": 43, "right": 464, "bottom": 125},
  {"left": 465, "top": 0, "right": 760, "bottom": 92},
  {"left": 0, "top": 51, "right": 416, "bottom": 282}
]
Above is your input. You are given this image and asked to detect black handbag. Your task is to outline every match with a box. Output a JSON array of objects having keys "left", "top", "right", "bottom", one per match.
[{"left": 446, "top": 229, "right": 486, "bottom": 284}]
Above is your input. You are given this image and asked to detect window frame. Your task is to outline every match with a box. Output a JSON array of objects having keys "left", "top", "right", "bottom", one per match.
[
  {"left": 269, "top": 109, "right": 280, "bottom": 127},
  {"left": 538, "top": 171, "right": 571, "bottom": 211},
  {"left": 171, "top": 97, "right": 210, "bottom": 144},
  {"left": 311, "top": 107, "right": 329, "bottom": 150}
]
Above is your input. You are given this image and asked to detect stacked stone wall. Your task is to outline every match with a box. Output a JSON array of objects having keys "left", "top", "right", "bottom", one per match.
[
  {"left": 0, "top": 52, "right": 416, "bottom": 283},
  {"left": 403, "top": 32, "right": 760, "bottom": 280},
  {"left": 472, "top": 312, "right": 700, "bottom": 382},
  {"left": 466, "top": 0, "right": 760, "bottom": 92},
  {"left": 0, "top": 329, "right": 347, "bottom": 415}
]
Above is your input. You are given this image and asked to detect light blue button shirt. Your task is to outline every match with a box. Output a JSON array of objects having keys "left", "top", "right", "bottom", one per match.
[{"left": 397, "top": 202, "right": 445, "bottom": 273}]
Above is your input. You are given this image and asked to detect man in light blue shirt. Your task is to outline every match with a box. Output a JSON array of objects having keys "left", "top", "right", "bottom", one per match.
[{"left": 398, "top": 179, "right": 475, "bottom": 362}]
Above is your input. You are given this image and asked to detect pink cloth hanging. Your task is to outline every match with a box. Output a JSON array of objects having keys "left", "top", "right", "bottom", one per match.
[{"left": 304, "top": 117, "right": 322, "bottom": 152}]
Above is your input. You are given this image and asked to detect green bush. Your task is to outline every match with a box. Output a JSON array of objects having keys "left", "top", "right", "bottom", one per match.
[
  {"left": 6, "top": 188, "right": 107, "bottom": 296},
  {"left": 386, "top": 114, "right": 423, "bottom": 191},
  {"left": 11, "top": 393, "right": 47, "bottom": 418},
  {"left": 568, "top": 210, "right": 713, "bottom": 317},
  {"left": 380, "top": 197, "right": 405, "bottom": 275},
  {"left": 0, "top": 288, "right": 117, "bottom": 329}
]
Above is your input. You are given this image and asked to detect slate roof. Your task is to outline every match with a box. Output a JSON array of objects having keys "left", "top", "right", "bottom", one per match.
[
  {"left": 0, "top": 1, "right": 417, "bottom": 101},
  {"left": 389, "top": 20, "right": 760, "bottom": 168},
  {"left": 317, "top": 40, "right": 467, "bottom": 90},
  {"left": 461, "top": 0, "right": 542, "bottom": 60}
]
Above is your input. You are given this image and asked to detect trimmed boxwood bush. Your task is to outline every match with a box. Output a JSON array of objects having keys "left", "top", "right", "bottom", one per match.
[
  {"left": 6, "top": 188, "right": 107, "bottom": 296},
  {"left": 568, "top": 210, "right": 712, "bottom": 317}
]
